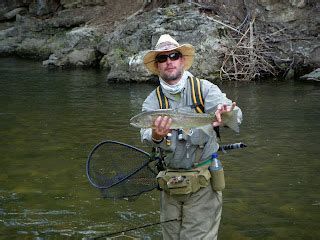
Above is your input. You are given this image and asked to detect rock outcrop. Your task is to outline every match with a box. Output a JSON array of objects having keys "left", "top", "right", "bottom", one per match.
[{"left": 0, "top": 0, "right": 318, "bottom": 82}]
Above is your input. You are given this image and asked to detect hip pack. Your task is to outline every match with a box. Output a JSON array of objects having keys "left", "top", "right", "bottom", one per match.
[{"left": 156, "top": 167, "right": 211, "bottom": 195}]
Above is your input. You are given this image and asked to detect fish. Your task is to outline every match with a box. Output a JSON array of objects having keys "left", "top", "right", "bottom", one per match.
[{"left": 130, "top": 108, "right": 240, "bottom": 133}]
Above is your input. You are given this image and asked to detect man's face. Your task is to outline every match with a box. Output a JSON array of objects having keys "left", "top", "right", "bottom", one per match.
[{"left": 155, "top": 51, "right": 185, "bottom": 84}]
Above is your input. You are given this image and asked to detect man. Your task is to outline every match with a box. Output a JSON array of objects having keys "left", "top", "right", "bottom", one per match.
[{"left": 141, "top": 34, "right": 242, "bottom": 240}]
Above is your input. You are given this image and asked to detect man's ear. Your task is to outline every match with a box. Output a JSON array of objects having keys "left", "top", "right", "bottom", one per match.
[{"left": 181, "top": 56, "right": 186, "bottom": 67}]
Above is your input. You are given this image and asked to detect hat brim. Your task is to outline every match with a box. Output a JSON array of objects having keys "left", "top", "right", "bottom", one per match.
[{"left": 143, "top": 44, "right": 195, "bottom": 75}]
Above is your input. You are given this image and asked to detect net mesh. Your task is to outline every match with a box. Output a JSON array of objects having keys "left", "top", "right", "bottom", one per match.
[{"left": 87, "top": 141, "right": 158, "bottom": 199}]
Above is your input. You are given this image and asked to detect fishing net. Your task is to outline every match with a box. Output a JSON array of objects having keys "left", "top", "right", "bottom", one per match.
[
  {"left": 86, "top": 140, "right": 158, "bottom": 200},
  {"left": 86, "top": 140, "right": 247, "bottom": 200}
]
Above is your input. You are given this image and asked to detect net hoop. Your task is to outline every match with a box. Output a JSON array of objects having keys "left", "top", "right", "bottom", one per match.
[{"left": 86, "top": 140, "right": 151, "bottom": 190}]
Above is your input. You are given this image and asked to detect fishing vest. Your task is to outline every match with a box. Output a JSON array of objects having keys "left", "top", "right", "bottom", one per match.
[{"left": 156, "top": 76, "right": 221, "bottom": 139}]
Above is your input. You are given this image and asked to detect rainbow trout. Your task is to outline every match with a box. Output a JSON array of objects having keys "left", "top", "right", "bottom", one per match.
[{"left": 130, "top": 109, "right": 239, "bottom": 133}]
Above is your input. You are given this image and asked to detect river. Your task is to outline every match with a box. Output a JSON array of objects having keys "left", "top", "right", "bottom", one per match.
[{"left": 0, "top": 57, "right": 319, "bottom": 239}]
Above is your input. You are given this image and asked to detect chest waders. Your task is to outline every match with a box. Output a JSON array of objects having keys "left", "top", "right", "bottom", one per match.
[{"left": 154, "top": 77, "right": 226, "bottom": 194}]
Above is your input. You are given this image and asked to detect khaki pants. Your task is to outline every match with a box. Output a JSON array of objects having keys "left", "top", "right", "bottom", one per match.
[{"left": 160, "top": 185, "right": 222, "bottom": 240}]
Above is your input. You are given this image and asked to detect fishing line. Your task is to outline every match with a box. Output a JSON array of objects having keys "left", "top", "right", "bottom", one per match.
[{"left": 90, "top": 218, "right": 180, "bottom": 239}]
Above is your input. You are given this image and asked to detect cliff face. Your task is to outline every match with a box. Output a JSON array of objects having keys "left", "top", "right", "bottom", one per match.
[{"left": 0, "top": 0, "right": 318, "bottom": 81}]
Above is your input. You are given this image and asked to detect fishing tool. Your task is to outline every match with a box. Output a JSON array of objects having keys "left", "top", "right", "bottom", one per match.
[{"left": 86, "top": 140, "right": 247, "bottom": 199}]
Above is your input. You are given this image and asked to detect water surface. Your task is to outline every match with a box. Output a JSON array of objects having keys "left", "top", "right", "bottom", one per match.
[{"left": 0, "top": 57, "right": 319, "bottom": 239}]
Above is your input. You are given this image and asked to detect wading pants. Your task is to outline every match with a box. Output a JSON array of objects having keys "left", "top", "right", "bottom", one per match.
[{"left": 160, "top": 185, "right": 222, "bottom": 240}]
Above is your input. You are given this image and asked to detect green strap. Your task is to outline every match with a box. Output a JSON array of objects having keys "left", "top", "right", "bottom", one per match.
[{"left": 194, "top": 157, "right": 213, "bottom": 168}]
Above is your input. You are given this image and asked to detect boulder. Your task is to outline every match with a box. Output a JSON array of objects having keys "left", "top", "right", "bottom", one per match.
[
  {"left": 65, "top": 27, "right": 100, "bottom": 48},
  {"left": 67, "top": 48, "right": 97, "bottom": 67},
  {"left": 3, "top": 7, "right": 27, "bottom": 20},
  {"left": 43, "top": 48, "right": 97, "bottom": 67}
]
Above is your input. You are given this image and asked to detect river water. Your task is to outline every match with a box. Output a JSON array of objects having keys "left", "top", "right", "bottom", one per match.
[{"left": 0, "top": 57, "right": 319, "bottom": 240}]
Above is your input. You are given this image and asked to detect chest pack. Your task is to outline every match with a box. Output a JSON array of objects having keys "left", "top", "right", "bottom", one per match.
[{"left": 156, "top": 76, "right": 221, "bottom": 139}]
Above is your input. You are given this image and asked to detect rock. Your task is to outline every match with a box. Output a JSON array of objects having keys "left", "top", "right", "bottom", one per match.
[
  {"left": 43, "top": 48, "right": 97, "bottom": 67},
  {"left": 310, "top": 46, "right": 320, "bottom": 66},
  {"left": 0, "top": 1, "right": 319, "bottom": 82},
  {"left": 47, "top": 6, "right": 102, "bottom": 28},
  {"left": 3, "top": 7, "right": 27, "bottom": 20},
  {"left": 29, "top": 0, "right": 60, "bottom": 16},
  {"left": 65, "top": 27, "right": 100, "bottom": 48},
  {"left": 99, "top": 4, "right": 233, "bottom": 82},
  {"left": 42, "top": 54, "right": 62, "bottom": 67},
  {"left": 300, "top": 68, "right": 320, "bottom": 82},
  {"left": 128, "top": 51, "right": 150, "bottom": 81},
  {"left": 16, "top": 38, "right": 51, "bottom": 59},
  {"left": 0, "top": 25, "right": 19, "bottom": 55},
  {"left": 0, "top": 39, "right": 18, "bottom": 55},
  {"left": 0, "top": 27, "right": 17, "bottom": 40},
  {"left": 289, "top": 0, "right": 307, "bottom": 8},
  {"left": 67, "top": 48, "right": 97, "bottom": 67}
]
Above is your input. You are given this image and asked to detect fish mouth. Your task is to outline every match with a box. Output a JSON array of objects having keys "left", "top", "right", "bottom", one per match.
[{"left": 129, "top": 122, "right": 139, "bottom": 128}]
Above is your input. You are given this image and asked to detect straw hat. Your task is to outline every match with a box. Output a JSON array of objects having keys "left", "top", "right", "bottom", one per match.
[{"left": 143, "top": 34, "right": 195, "bottom": 75}]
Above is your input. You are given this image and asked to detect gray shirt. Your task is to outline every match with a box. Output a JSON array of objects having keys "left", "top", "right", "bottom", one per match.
[{"left": 141, "top": 72, "right": 242, "bottom": 169}]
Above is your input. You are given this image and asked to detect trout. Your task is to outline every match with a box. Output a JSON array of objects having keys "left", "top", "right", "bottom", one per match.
[{"left": 130, "top": 109, "right": 240, "bottom": 133}]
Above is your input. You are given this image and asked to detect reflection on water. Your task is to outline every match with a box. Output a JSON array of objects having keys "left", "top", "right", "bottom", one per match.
[{"left": 0, "top": 57, "right": 319, "bottom": 239}]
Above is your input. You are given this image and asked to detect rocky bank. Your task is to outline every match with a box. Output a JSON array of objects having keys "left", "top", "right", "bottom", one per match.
[{"left": 0, "top": 0, "right": 319, "bottom": 82}]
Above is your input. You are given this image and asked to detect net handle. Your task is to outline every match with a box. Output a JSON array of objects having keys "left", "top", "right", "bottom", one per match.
[{"left": 86, "top": 140, "right": 151, "bottom": 189}]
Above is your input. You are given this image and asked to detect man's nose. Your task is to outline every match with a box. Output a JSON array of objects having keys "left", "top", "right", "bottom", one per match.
[{"left": 166, "top": 58, "right": 174, "bottom": 64}]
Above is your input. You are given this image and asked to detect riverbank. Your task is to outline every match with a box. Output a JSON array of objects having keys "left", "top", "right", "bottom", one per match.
[{"left": 0, "top": 1, "right": 319, "bottom": 82}]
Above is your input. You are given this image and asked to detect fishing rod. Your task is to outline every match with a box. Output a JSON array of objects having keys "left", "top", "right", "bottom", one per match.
[{"left": 89, "top": 218, "right": 180, "bottom": 239}]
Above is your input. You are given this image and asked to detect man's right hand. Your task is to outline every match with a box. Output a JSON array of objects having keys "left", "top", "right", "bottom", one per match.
[{"left": 152, "top": 116, "right": 172, "bottom": 141}]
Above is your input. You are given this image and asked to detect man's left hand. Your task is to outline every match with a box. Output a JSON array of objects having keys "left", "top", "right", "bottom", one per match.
[{"left": 213, "top": 102, "right": 237, "bottom": 127}]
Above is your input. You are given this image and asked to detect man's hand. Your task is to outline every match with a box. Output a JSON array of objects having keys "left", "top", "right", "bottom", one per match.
[
  {"left": 213, "top": 102, "right": 237, "bottom": 127},
  {"left": 152, "top": 116, "right": 172, "bottom": 141}
]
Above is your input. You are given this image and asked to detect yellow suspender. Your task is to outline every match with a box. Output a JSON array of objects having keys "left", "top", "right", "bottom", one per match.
[
  {"left": 189, "top": 76, "right": 205, "bottom": 113},
  {"left": 156, "top": 86, "right": 170, "bottom": 109},
  {"left": 156, "top": 77, "right": 204, "bottom": 113}
]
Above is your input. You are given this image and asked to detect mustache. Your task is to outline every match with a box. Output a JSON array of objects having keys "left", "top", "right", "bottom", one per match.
[{"left": 165, "top": 66, "right": 176, "bottom": 70}]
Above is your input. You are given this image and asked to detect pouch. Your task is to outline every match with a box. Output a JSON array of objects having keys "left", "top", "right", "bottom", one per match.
[{"left": 156, "top": 168, "right": 211, "bottom": 195}]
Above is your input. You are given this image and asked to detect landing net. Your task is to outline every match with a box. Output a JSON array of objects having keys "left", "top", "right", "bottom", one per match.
[{"left": 86, "top": 140, "right": 158, "bottom": 199}]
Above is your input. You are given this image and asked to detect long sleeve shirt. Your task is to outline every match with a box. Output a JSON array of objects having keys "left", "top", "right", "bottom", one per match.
[{"left": 141, "top": 72, "right": 242, "bottom": 169}]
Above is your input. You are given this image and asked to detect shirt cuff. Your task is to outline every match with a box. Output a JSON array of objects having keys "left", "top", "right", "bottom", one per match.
[{"left": 152, "top": 137, "right": 164, "bottom": 144}]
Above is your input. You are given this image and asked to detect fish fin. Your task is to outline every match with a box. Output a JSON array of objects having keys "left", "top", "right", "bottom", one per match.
[{"left": 222, "top": 109, "right": 240, "bottom": 133}]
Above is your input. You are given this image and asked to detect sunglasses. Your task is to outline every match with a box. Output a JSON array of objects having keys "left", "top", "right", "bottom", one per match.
[{"left": 155, "top": 52, "right": 182, "bottom": 63}]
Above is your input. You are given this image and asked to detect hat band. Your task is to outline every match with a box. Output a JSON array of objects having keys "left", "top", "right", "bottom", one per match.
[{"left": 155, "top": 42, "right": 179, "bottom": 51}]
